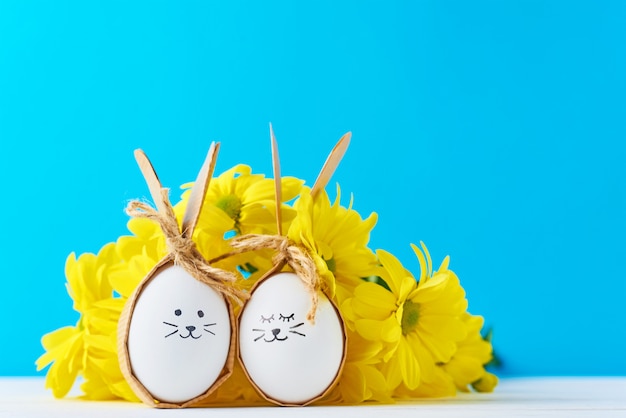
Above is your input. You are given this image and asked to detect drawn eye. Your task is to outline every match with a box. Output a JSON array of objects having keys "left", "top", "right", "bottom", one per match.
[
  {"left": 197, "top": 310, "right": 204, "bottom": 318},
  {"left": 260, "top": 314, "right": 274, "bottom": 323},
  {"left": 279, "top": 313, "right": 294, "bottom": 322},
  {"left": 174, "top": 309, "right": 182, "bottom": 316}
]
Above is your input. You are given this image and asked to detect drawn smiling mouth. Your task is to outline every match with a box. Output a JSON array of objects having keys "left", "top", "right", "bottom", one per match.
[
  {"left": 180, "top": 326, "right": 201, "bottom": 339},
  {"left": 264, "top": 334, "right": 288, "bottom": 343},
  {"left": 180, "top": 331, "right": 201, "bottom": 339}
]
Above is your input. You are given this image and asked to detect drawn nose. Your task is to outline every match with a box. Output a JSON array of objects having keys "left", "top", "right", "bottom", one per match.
[
  {"left": 186, "top": 326, "right": 196, "bottom": 332},
  {"left": 272, "top": 328, "right": 280, "bottom": 336}
]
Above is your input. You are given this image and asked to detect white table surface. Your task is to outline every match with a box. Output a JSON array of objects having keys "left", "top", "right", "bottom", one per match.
[{"left": 1, "top": 377, "right": 624, "bottom": 417}]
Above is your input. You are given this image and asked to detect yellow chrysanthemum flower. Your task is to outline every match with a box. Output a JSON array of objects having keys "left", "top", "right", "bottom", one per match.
[
  {"left": 396, "top": 312, "right": 498, "bottom": 398},
  {"left": 183, "top": 164, "right": 304, "bottom": 236},
  {"left": 343, "top": 244, "right": 468, "bottom": 392},
  {"left": 36, "top": 243, "right": 122, "bottom": 398},
  {"left": 442, "top": 313, "right": 495, "bottom": 392},
  {"left": 182, "top": 165, "right": 303, "bottom": 289},
  {"left": 287, "top": 187, "right": 378, "bottom": 301}
]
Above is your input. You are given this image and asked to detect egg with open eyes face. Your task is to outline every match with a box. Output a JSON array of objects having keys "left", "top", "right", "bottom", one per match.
[
  {"left": 124, "top": 264, "right": 232, "bottom": 405},
  {"left": 238, "top": 272, "right": 345, "bottom": 405}
]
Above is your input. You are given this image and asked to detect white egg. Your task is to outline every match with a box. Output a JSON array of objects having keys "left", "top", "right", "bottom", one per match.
[
  {"left": 239, "top": 272, "right": 345, "bottom": 405},
  {"left": 127, "top": 264, "right": 232, "bottom": 404}
]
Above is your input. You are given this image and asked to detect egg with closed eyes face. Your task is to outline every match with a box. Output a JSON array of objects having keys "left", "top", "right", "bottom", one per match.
[
  {"left": 238, "top": 272, "right": 345, "bottom": 405},
  {"left": 122, "top": 263, "right": 233, "bottom": 405}
]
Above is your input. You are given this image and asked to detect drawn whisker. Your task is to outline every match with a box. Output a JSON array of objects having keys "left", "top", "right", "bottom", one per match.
[
  {"left": 289, "top": 330, "right": 306, "bottom": 337},
  {"left": 203, "top": 328, "right": 215, "bottom": 335},
  {"left": 203, "top": 323, "right": 216, "bottom": 327},
  {"left": 164, "top": 329, "right": 179, "bottom": 338},
  {"left": 252, "top": 329, "right": 265, "bottom": 342},
  {"left": 290, "top": 322, "right": 304, "bottom": 329},
  {"left": 163, "top": 321, "right": 178, "bottom": 328}
]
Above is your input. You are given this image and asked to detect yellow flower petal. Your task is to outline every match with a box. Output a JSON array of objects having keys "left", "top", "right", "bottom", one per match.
[
  {"left": 472, "top": 372, "right": 498, "bottom": 393},
  {"left": 376, "top": 250, "right": 411, "bottom": 296},
  {"left": 355, "top": 317, "right": 401, "bottom": 343},
  {"left": 398, "top": 339, "right": 421, "bottom": 390},
  {"left": 41, "top": 330, "right": 83, "bottom": 398},
  {"left": 352, "top": 282, "right": 396, "bottom": 314},
  {"left": 337, "top": 363, "right": 367, "bottom": 403}
]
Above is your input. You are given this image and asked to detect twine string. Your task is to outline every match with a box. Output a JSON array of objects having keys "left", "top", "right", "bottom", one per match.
[
  {"left": 125, "top": 188, "right": 248, "bottom": 305},
  {"left": 226, "top": 234, "right": 322, "bottom": 322}
]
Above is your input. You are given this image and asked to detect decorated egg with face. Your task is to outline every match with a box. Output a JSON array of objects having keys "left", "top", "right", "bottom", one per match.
[
  {"left": 238, "top": 272, "right": 345, "bottom": 405},
  {"left": 121, "top": 263, "right": 233, "bottom": 405}
]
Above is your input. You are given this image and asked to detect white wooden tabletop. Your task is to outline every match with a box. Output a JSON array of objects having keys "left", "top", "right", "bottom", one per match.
[{"left": 1, "top": 377, "right": 624, "bottom": 417}]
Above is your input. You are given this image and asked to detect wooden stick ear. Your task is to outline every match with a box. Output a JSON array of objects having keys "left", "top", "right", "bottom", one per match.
[
  {"left": 133, "top": 149, "right": 169, "bottom": 215},
  {"left": 270, "top": 123, "right": 283, "bottom": 236},
  {"left": 182, "top": 142, "right": 220, "bottom": 237},
  {"left": 310, "top": 132, "right": 351, "bottom": 199}
]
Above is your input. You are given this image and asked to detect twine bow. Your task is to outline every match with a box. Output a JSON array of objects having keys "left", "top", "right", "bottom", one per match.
[
  {"left": 126, "top": 188, "right": 248, "bottom": 305},
  {"left": 223, "top": 234, "right": 323, "bottom": 322}
]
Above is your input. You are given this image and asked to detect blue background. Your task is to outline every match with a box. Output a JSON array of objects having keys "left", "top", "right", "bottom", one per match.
[{"left": 1, "top": 1, "right": 624, "bottom": 377}]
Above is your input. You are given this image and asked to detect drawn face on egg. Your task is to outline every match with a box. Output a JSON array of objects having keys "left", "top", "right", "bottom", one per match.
[
  {"left": 127, "top": 264, "right": 231, "bottom": 404},
  {"left": 239, "top": 272, "right": 345, "bottom": 405},
  {"left": 251, "top": 311, "right": 306, "bottom": 343},
  {"left": 162, "top": 307, "right": 216, "bottom": 340}
]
